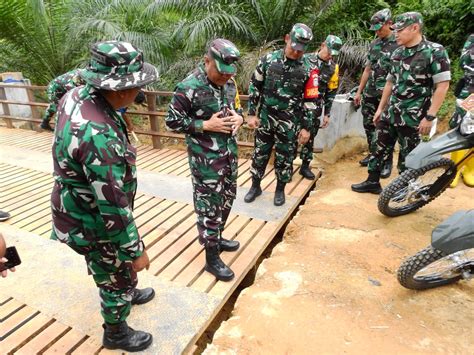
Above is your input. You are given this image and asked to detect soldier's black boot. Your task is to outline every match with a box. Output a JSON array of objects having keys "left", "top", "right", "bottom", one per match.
[
  {"left": 244, "top": 177, "right": 262, "bottom": 203},
  {"left": 299, "top": 161, "right": 315, "bottom": 180},
  {"left": 359, "top": 154, "right": 371, "bottom": 167},
  {"left": 205, "top": 244, "right": 234, "bottom": 281},
  {"left": 102, "top": 321, "right": 153, "bottom": 352},
  {"left": 380, "top": 156, "right": 393, "bottom": 179},
  {"left": 351, "top": 172, "right": 382, "bottom": 194},
  {"left": 40, "top": 119, "right": 54, "bottom": 132},
  {"left": 274, "top": 181, "right": 286, "bottom": 206},
  {"left": 131, "top": 287, "right": 155, "bottom": 305},
  {"left": 219, "top": 237, "right": 240, "bottom": 252}
]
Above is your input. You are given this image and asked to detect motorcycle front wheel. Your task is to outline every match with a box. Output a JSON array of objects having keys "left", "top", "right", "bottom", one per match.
[
  {"left": 398, "top": 246, "right": 474, "bottom": 290},
  {"left": 378, "top": 158, "right": 455, "bottom": 217}
]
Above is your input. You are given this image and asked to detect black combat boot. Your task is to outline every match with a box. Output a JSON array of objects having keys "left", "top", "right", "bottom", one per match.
[
  {"left": 380, "top": 157, "right": 393, "bottom": 179},
  {"left": 219, "top": 237, "right": 240, "bottom": 252},
  {"left": 131, "top": 287, "right": 155, "bottom": 305},
  {"left": 102, "top": 321, "right": 153, "bottom": 352},
  {"left": 299, "top": 161, "right": 315, "bottom": 180},
  {"left": 205, "top": 244, "right": 234, "bottom": 281},
  {"left": 244, "top": 177, "right": 262, "bottom": 203},
  {"left": 351, "top": 172, "right": 382, "bottom": 194},
  {"left": 359, "top": 154, "right": 371, "bottom": 167},
  {"left": 274, "top": 181, "right": 286, "bottom": 206},
  {"left": 40, "top": 120, "right": 54, "bottom": 132}
]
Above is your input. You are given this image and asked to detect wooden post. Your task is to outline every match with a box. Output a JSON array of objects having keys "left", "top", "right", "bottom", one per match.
[
  {"left": 0, "top": 87, "right": 13, "bottom": 128},
  {"left": 146, "top": 92, "right": 161, "bottom": 149},
  {"left": 26, "top": 87, "right": 41, "bottom": 130}
]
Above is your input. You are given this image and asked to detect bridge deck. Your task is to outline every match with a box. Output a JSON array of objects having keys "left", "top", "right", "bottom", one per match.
[{"left": 0, "top": 127, "right": 319, "bottom": 354}]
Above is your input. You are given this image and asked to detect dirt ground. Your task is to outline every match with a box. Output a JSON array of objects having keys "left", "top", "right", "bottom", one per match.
[{"left": 204, "top": 145, "right": 474, "bottom": 354}]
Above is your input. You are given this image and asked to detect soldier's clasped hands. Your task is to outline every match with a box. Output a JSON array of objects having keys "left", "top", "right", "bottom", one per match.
[{"left": 203, "top": 110, "right": 243, "bottom": 134}]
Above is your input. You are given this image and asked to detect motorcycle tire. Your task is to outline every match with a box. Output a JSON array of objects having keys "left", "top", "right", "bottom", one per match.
[
  {"left": 378, "top": 158, "right": 455, "bottom": 217},
  {"left": 397, "top": 246, "right": 474, "bottom": 290}
]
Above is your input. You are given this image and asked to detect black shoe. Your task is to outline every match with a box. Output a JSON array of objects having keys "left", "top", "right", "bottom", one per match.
[
  {"left": 131, "top": 287, "right": 155, "bottom": 305},
  {"left": 219, "top": 237, "right": 240, "bottom": 252},
  {"left": 380, "top": 160, "right": 393, "bottom": 179},
  {"left": 299, "top": 162, "right": 315, "bottom": 180},
  {"left": 40, "top": 121, "right": 54, "bottom": 132},
  {"left": 359, "top": 154, "right": 371, "bottom": 167},
  {"left": 244, "top": 178, "right": 262, "bottom": 203},
  {"left": 274, "top": 181, "right": 286, "bottom": 206},
  {"left": 102, "top": 321, "right": 153, "bottom": 352},
  {"left": 0, "top": 210, "right": 11, "bottom": 222},
  {"left": 205, "top": 244, "right": 234, "bottom": 281},
  {"left": 351, "top": 180, "right": 382, "bottom": 194}
]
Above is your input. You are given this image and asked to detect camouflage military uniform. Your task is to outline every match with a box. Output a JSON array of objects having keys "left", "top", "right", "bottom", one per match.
[
  {"left": 42, "top": 69, "right": 84, "bottom": 124},
  {"left": 368, "top": 37, "right": 451, "bottom": 173},
  {"left": 248, "top": 49, "right": 314, "bottom": 182},
  {"left": 166, "top": 65, "right": 240, "bottom": 246},
  {"left": 299, "top": 51, "right": 339, "bottom": 163},
  {"left": 362, "top": 33, "right": 399, "bottom": 153},
  {"left": 450, "top": 34, "right": 474, "bottom": 128},
  {"left": 50, "top": 41, "right": 158, "bottom": 326}
]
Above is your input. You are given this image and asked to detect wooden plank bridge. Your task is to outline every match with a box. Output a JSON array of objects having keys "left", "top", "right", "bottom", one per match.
[{"left": 0, "top": 126, "right": 319, "bottom": 354}]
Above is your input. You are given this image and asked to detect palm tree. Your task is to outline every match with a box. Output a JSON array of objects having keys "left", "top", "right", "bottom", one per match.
[{"left": 0, "top": 0, "right": 88, "bottom": 84}]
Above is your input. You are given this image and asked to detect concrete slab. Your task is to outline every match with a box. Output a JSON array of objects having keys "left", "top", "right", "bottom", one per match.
[
  {"left": 0, "top": 144, "right": 297, "bottom": 221},
  {"left": 0, "top": 224, "right": 220, "bottom": 354}
]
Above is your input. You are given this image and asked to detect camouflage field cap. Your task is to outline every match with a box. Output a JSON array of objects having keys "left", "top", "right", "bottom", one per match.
[
  {"left": 80, "top": 41, "right": 158, "bottom": 90},
  {"left": 289, "top": 23, "right": 313, "bottom": 52},
  {"left": 391, "top": 12, "right": 423, "bottom": 31},
  {"left": 370, "top": 8, "right": 392, "bottom": 31},
  {"left": 208, "top": 39, "right": 240, "bottom": 74},
  {"left": 325, "top": 35, "right": 343, "bottom": 56}
]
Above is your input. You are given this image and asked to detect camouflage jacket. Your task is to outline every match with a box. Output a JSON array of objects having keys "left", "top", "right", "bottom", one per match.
[
  {"left": 364, "top": 33, "right": 399, "bottom": 98},
  {"left": 46, "top": 69, "right": 84, "bottom": 105},
  {"left": 307, "top": 53, "right": 339, "bottom": 115},
  {"left": 166, "top": 64, "right": 239, "bottom": 158},
  {"left": 50, "top": 86, "right": 143, "bottom": 262},
  {"left": 386, "top": 37, "right": 451, "bottom": 126},
  {"left": 458, "top": 34, "right": 474, "bottom": 99},
  {"left": 247, "top": 49, "right": 314, "bottom": 129}
]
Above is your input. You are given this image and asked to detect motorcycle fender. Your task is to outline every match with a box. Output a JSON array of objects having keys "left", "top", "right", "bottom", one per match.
[
  {"left": 405, "top": 129, "right": 472, "bottom": 169},
  {"left": 431, "top": 210, "right": 474, "bottom": 254}
]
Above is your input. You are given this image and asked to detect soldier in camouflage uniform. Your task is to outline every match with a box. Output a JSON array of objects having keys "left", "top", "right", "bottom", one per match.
[
  {"left": 40, "top": 69, "right": 85, "bottom": 131},
  {"left": 298, "top": 34, "right": 343, "bottom": 179},
  {"left": 354, "top": 9, "right": 399, "bottom": 178},
  {"left": 50, "top": 41, "right": 158, "bottom": 352},
  {"left": 244, "top": 23, "right": 316, "bottom": 206},
  {"left": 352, "top": 12, "right": 451, "bottom": 193},
  {"left": 166, "top": 39, "right": 243, "bottom": 282}
]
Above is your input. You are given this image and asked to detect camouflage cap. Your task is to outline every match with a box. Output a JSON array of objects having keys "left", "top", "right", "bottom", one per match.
[
  {"left": 391, "top": 12, "right": 423, "bottom": 31},
  {"left": 80, "top": 41, "right": 158, "bottom": 91},
  {"left": 325, "top": 35, "right": 343, "bottom": 56},
  {"left": 369, "top": 8, "right": 392, "bottom": 31},
  {"left": 208, "top": 38, "right": 240, "bottom": 74},
  {"left": 290, "top": 23, "right": 313, "bottom": 52}
]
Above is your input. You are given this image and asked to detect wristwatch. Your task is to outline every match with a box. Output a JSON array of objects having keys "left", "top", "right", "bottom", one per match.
[{"left": 425, "top": 114, "right": 436, "bottom": 121}]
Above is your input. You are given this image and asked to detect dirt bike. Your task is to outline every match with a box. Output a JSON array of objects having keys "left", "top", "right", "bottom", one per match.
[
  {"left": 377, "top": 95, "right": 474, "bottom": 217},
  {"left": 398, "top": 209, "right": 474, "bottom": 290}
]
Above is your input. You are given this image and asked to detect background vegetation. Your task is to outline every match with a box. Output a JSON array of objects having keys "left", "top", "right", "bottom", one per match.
[{"left": 0, "top": 0, "right": 472, "bottom": 118}]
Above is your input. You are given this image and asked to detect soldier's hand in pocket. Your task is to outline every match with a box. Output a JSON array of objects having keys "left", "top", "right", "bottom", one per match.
[{"left": 132, "top": 251, "right": 150, "bottom": 272}]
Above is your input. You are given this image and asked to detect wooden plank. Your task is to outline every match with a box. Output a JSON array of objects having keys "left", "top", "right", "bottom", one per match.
[
  {"left": 139, "top": 149, "right": 183, "bottom": 170},
  {"left": 70, "top": 336, "right": 103, "bottom": 354},
  {"left": 145, "top": 151, "right": 187, "bottom": 172},
  {"left": 0, "top": 295, "right": 12, "bottom": 305},
  {"left": 15, "top": 321, "right": 69, "bottom": 355},
  {"left": 1, "top": 314, "right": 53, "bottom": 354},
  {"left": 0, "top": 170, "right": 42, "bottom": 186},
  {"left": 42, "top": 328, "right": 88, "bottom": 354},
  {"left": 0, "top": 306, "right": 38, "bottom": 338},
  {"left": 0, "top": 298, "right": 24, "bottom": 321},
  {"left": 3, "top": 193, "right": 51, "bottom": 219},
  {"left": 1, "top": 183, "right": 52, "bottom": 210},
  {"left": 190, "top": 218, "right": 266, "bottom": 293},
  {"left": 30, "top": 222, "right": 52, "bottom": 237}
]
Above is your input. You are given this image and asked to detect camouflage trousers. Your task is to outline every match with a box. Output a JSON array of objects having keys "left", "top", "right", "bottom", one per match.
[
  {"left": 299, "top": 107, "right": 322, "bottom": 164},
  {"left": 250, "top": 107, "right": 298, "bottom": 183},
  {"left": 66, "top": 241, "right": 137, "bottom": 325},
  {"left": 368, "top": 118, "right": 420, "bottom": 174},
  {"left": 361, "top": 95, "right": 380, "bottom": 154},
  {"left": 189, "top": 151, "right": 238, "bottom": 246}
]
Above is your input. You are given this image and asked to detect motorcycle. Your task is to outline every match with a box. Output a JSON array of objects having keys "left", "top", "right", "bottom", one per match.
[
  {"left": 377, "top": 94, "right": 474, "bottom": 217},
  {"left": 398, "top": 209, "right": 474, "bottom": 290}
]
